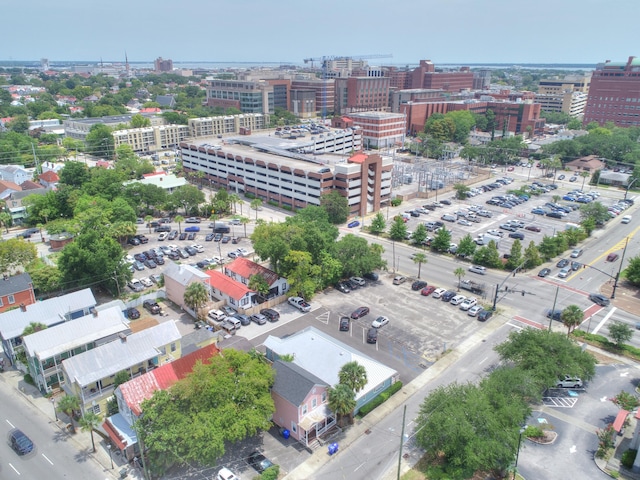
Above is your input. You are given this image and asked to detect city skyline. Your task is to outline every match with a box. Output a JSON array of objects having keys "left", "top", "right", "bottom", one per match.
[{"left": 3, "top": 0, "right": 637, "bottom": 65}]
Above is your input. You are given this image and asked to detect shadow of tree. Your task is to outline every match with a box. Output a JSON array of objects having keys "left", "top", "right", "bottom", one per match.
[
  {"left": 52, "top": 429, "right": 71, "bottom": 444},
  {"left": 74, "top": 446, "right": 93, "bottom": 464}
]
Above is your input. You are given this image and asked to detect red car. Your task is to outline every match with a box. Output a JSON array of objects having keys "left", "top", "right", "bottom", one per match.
[
  {"left": 351, "top": 306, "right": 370, "bottom": 319},
  {"left": 421, "top": 285, "right": 436, "bottom": 296},
  {"left": 507, "top": 166, "right": 515, "bottom": 171}
]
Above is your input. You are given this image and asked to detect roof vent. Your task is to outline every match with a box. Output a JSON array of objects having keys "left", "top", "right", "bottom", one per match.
[
  {"left": 119, "top": 333, "right": 127, "bottom": 342},
  {"left": 19, "top": 303, "right": 26, "bottom": 312}
]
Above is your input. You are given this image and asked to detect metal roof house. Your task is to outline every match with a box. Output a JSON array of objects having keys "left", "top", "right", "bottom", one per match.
[
  {"left": 0, "top": 288, "right": 96, "bottom": 363},
  {"left": 22, "top": 306, "right": 131, "bottom": 393},
  {"left": 61, "top": 321, "right": 182, "bottom": 415}
]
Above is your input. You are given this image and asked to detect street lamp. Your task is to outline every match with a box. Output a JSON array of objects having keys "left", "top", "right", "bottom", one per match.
[
  {"left": 51, "top": 397, "right": 57, "bottom": 421},
  {"left": 107, "top": 444, "right": 114, "bottom": 469},
  {"left": 514, "top": 427, "right": 525, "bottom": 472},
  {"left": 624, "top": 177, "right": 639, "bottom": 201}
]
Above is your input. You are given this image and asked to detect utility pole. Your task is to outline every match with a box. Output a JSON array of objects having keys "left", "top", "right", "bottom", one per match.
[
  {"left": 397, "top": 405, "right": 407, "bottom": 480},
  {"left": 612, "top": 236, "right": 630, "bottom": 299},
  {"left": 548, "top": 285, "right": 560, "bottom": 331}
]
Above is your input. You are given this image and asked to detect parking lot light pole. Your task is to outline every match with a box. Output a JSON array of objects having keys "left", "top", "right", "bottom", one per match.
[
  {"left": 514, "top": 427, "right": 525, "bottom": 472},
  {"left": 107, "top": 444, "right": 114, "bottom": 469}
]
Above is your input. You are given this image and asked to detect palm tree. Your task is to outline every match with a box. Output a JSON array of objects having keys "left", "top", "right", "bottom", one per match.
[
  {"left": 580, "top": 171, "right": 591, "bottom": 190},
  {"left": 239, "top": 216, "right": 250, "bottom": 238},
  {"left": 412, "top": 253, "right": 428, "bottom": 279},
  {"left": 454, "top": 267, "right": 466, "bottom": 291},
  {"left": 229, "top": 193, "right": 240, "bottom": 214},
  {"left": 250, "top": 198, "right": 263, "bottom": 222},
  {"left": 552, "top": 195, "right": 561, "bottom": 204},
  {"left": 183, "top": 281, "right": 209, "bottom": 319},
  {"left": 57, "top": 394, "right": 80, "bottom": 433},
  {"left": 327, "top": 384, "right": 356, "bottom": 426},
  {"left": 79, "top": 411, "right": 101, "bottom": 452},
  {"left": 174, "top": 215, "right": 184, "bottom": 233},
  {"left": 561, "top": 305, "right": 584, "bottom": 337},
  {"left": 0, "top": 212, "right": 11, "bottom": 233},
  {"left": 338, "top": 361, "right": 368, "bottom": 394},
  {"left": 144, "top": 215, "right": 153, "bottom": 233},
  {"left": 237, "top": 198, "right": 244, "bottom": 216}
]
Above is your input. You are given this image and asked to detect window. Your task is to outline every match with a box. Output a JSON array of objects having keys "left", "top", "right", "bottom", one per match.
[
  {"left": 170, "top": 343, "right": 176, "bottom": 353},
  {"left": 301, "top": 404, "right": 308, "bottom": 415},
  {"left": 312, "top": 398, "right": 317, "bottom": 409},
  {"left": 291, "top": 422, "right": 297, "bottom": 433},
  {"left": 7, "top": 295, "right": 14, "bottom": 304},
  {"left": 321, "top": 391, "right": 327, "bottom": 403},
  {"left": 91, "top": 404, "right": 101, "bottom": 414}
]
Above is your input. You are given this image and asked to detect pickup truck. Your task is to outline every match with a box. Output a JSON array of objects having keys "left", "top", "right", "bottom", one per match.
[
  {"left": 459, "top": 280, "right": 485, "bottom": 295},
  {"left": 288, "top": 296, "right": 311, "bottom": 312}
]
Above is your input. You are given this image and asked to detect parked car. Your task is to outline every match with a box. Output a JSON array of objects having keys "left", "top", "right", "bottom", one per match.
[
  {"left": 339, "top": 317, "right": 350, "bottom": 332},
  {"left": 524, "top": 225, "right": 541, "bottom": 232},
  {"left": 363, "top": 272, "right": 379, "bottom": 281},
  {"left": 250, "top": 313, "right": 267, "bottom": 325},
  {"left": 467, "top": 305, "right": 483, "bottom": 317},
  {"left": 217, "top": 467, "right": 240, "bottom": 480},
  {"left": 233, "top": 313, "right": 252, "bottom": 326},
  {"left": 508, "top": 232, "right": 525, "bottom": 240},
  {"left": 366, "top": 327, "right": 378, "bottom": 344},
  {"left": 143, "top": 300, "right": 161, "bottom": 314},
  {"left": 336, "top": 282, "right": 351, "bottom": 293},
  {"left": 126, "top": 308, "right": 140, "bottom": 319},
  {"left": 248, "top": 451, "right": 275, "bottom": 474},
  {"left": 393, "top": 275, "right": 406, "bottom": 285},
  {"left": 450, "top": 295, "right": 466, "bottom": 306},
  {"left": 477, "top": 309, "right": 493, "bottom": 322},
  {"left": 184, "top": 226, "right": 200, "bottom": 232},
  {"left": 168, "top": 230, "right": 178, "bottom": 240},
  {"left": 556, "top": 375, "right": 583, "bottom": 388},
  {"left": 441, "top": 290, "right": 457, "bottom": 302},
  {"left": 421, "top": 285, "right": 436, "bottom": 296},
  {"left": 589, "top": 293, "right": 611, "bottom": 307},
  {"left": 459, "top": 297, "right": 477, "bottom": 311},
  {"left": 431, "top": 287, "right": 446, "bottom": 299},
  {"left": 371, "top": 316, "right": 389, "bottom": 328},
  {"left": 351, "top": 306, "right": 370, "bottom": 319},
  {"left": 350, "top": 276, "right": 366, "bottom": 287},
  {"left": 411, "top": 280, "right": 427, "bottom": 291},
  {"left": 441, "top": 214, "right": 456, "bottom": 222},
  {"left": 260, "top": 308, "right": 280, "bottom": 322}
]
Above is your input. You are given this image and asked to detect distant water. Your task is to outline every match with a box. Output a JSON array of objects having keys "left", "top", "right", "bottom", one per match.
[{"left": 0, "top": 60, "right": 595, "bottom": 71}]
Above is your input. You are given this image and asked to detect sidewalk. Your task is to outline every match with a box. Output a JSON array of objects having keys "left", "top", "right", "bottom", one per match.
[{"left": 1, "top": 366, "right": 144, "bottom": 480}]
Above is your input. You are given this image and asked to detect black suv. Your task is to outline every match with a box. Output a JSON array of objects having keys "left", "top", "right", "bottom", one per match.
[
  {"left": 411, "top": 280, "right": 427, "bottom": 291},
  {"left": 154, "top": 225, "right": 171, "bottom": 233},
  {"left": 339, "top": 317, "right": 350, "bottom": 331},
  {"left": 441, "top": 290, "right": 456, "bottom": 302},
  {"left": 143, "top": 300, "right": 161, "bottom": 314},
  {"left": 260, "top": 308, "right": 280, "bottom": 322}
]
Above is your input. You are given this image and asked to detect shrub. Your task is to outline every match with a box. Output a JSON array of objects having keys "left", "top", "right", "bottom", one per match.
[
  {"left": 523, "top": 425, "right": 544, "bottom": 439},
  {"left": 23, "top": 373, "right": 35, "bottom": 385},
  {"left": 390, "top": 198, "right": 402, "bottom": 207},
  {"left": 261, "top": 465, "right": 279, "bottom": 480},
  {"left": 612, "top": 391, "right": 640, "bottom": 411},
  {"left": 622, "top": 449, "right": 638, "bottom": 469},
  {"left": 358, "top": 381, "right": 403, "bottom": 417}
]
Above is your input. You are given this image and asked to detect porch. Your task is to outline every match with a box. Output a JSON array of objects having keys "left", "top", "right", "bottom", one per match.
[{"left": 298, "top": 405, "right": 339, "bottom": 450}]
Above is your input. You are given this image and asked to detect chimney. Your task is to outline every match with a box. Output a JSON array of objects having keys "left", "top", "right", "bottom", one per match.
[
  {"left": 92, "top": 308, "right": 98, "bottom": 317},
  {"left": 119, "top": 333, "right": 127, "bottom": 342},
  {"left": 20, "top": 303, "right": 26, "bottom": 312}
]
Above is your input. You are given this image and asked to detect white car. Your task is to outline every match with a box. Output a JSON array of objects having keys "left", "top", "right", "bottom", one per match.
[
  {"left": 236, "top": 248, "right": 249, "bottom": 256},
  {"left": 558, "top": 268, "right": 570, "bottom": 278},
  {"left": 350, "top": 276, "right": 366, "bottom": 287},
  {"left": 486, "top": 229, "right": 504, "bottom": 237},
  {"left": 192, "top": 244, "right": 205, "bottom": 253},
  {"left": 371, "top": 316, "right": 389, "bottom": 328},
  {"left": 139, "top": 277, "right": 153, "bottom": 288},
  {"left": 469, "top": 265, "right": 487, "bottom": 275},
  {"left": 158, "top": 232, "right": 168, "bottom": 241},
  {"left": 432, "top": 287, "right": 447, "bottom": 299},
  {"left": 450, "top": 295, "right": 466, "bottom": 306},
  {"left": 459, "top": 297, "right": 478, "bottom": 311},
  {"left": 217, "top": 467, "right": 240, "bottom": 480},
  {"left": 458, "top": 219, "right": 472, "bottom": 226},
  {"left": 467, "top": 305, "right": 483, "bottom": 317},
  {"left": 124, "top": 255, "right": 135, "bottom": 264}
]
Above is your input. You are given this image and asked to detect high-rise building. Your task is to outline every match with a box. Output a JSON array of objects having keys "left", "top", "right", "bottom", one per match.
[
  {"left": 205, "top": 79, "right": 274, "bottom": 114},
  {"left": 583, "top": 56, "right": 640, "bottom": 127},
  {"left": 154, "top": 57, "right": 173, "bottom": 72},
  {"left": 334, "top": 76, "right": 390, "bottom": 114}
]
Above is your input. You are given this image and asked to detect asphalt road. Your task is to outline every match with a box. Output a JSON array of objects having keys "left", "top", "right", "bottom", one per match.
[{"left": 0, "top": 375, "right": 107, "bottom": 479}]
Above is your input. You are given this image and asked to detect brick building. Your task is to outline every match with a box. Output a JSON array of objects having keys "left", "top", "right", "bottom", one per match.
[
  {"left": 0, "top": 273, "right": 35, "bottom": 313},
  {"left": 334, "top": 76, "right": 390, "bottom": 114},
  {"left": 154, "top": 57, "right": 173, "bottom": 73},
  {"left": 335, "top": 111, "right": 406, "bottom": 148},
  {"left": 410, "top": 60, "right": 473, "bottom": 92},
  {"left": 584, "top": 56, "right": 640, "bottom": 127},
  {"left": 290, "top": 78, "right": 335, "bottom": 117}
]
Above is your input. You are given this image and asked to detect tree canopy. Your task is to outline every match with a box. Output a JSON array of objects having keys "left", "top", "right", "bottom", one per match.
[{"left": 138, "top": 349, "right": 274, "bottom": 476}]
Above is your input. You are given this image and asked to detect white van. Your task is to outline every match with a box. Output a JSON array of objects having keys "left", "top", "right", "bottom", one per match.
[{"left": 621, "top": 215, "right": 632, "bottom": 224}]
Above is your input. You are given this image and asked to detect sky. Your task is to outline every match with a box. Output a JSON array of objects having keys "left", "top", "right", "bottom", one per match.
[{"left": 2, "top": 0, "right": 638, "bottom": 66}]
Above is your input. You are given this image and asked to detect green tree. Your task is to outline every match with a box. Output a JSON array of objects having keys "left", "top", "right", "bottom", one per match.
[
  {"left": 411, "top": 223, "right": 428, "bottom": 246},
  {"left": 369, "top": 212, "right": 386, "bottom": 235},
  {"left": 113, "top": 370, "right": 130, "bottom": 388},
  {"left": 145, "top": 215, "right": 154, "bottom": 233},
  {"left": 59, "top": 160, "right": 91, "bottom": 188},
  {"left": 333, "top": 234, "right": 385, "bottom": 278},
  {"left": 85, "top": 123, "right": 114, "bottom": 159},
  {"left": 431, "top": 227, "right": 452, "bottom": 253},
  {"left": 561, "top": 305, "right": 584, "bottom": 336},
  {"left": 580, "top": 201, "right": 610, "bottom": 226},
  {"left": 523, "top": 241, "right": 543, "bottom": 269},
  {"left": 22, "top": 322, "right": 47, "bottom": 337},
  {"left": 0, "top": 212, "right": 12, "bottom": 233},
  {"left": 172, "top": 185, "right": 205, "bottom": 216},
  {"left": 457, "top": 234, "right": 477, "bottom": 259},
  {"left": 282, "top": 250, "right": 321, "bottom": 299},
  {"left": 183, "top": 282, "right": 209, "bottom": 318},
  {"left": 625, "top": 256, "right": 640, "bottom": 286},
  {"left": 138, "top": 349, "right": 274, "bottom": 476},
  {"left": 130, "top": 114, "right": 151, "bottom": 128},
  {"left": 454, "top": 267, "right": 466, "bottom": 291},
  {"left": 453, "top": 183, "right": 470, "bottom": 200},
  {"left": 239, "top": 216, "right": 250, "bottom": 238},
  {"left": 505, "top": 239, "right": 523, "bottom": 271},
  {"left": 250, "top": 198, "right": 263, "bottom": 221},
  {"left": 327, "top": 383, "right": 356, "bottom": 427},
  {"left": 78, "top": 412, "right": 101, "bottom": 452},
  {"left": 248, "top": 273, "right": 270, "bottom": 297},
  {"left": 609, "top": 321, "right": 633, "bottom": 348},
  {"left": 320, "top": 190, "right": 349, "bottom": 224},
  {"left": 495, "top": 328, "right": 596, "bottom": 390},
  {"left": 472, "top": 241, "right": 502, "bottom": 268},
  {"left": 0, "top": 239, "right": 38, "bottom": 275},
  {"left": 412, "top": 253, "right": 428, "bottom": 279},
  {"left": 58, "top": 394, "right": 80, "bottom": 432},
  {"left": 389, "top": 217, "right": 408, "bottom": 269},
  {"left": 338, "top": 361, "right": 368, "bottom": 394}
]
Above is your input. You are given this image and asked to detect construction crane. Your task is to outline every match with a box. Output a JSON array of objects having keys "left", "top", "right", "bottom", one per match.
[{"left": 302, "top": 53, "right": 393, "bottom": 120}]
